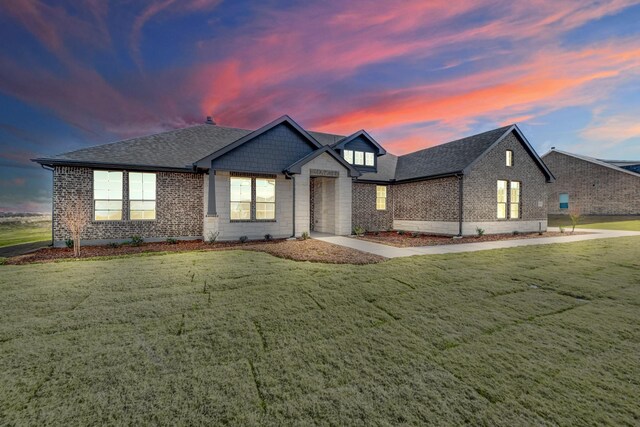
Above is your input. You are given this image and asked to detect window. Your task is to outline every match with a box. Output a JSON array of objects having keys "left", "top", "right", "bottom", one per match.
[
  {"left": 230, "top": 176, "right": 276, "bottom": 220},
  {"left": 376, "top": 185, "right": 387, "bottom": 210},
  {"left": 343, "top": 149, "right": 354, "bottom": 164},
  {"left": 559, "top": 193, "right": 569, "bottom": 209},
  {"left": 506, "top": 150, "right": 513, "bottom": 167},
  {"left": 93, "top": 171, "right": 123, "bottom": 221},
  {"left": 497, "top": 180, "right": 508, "bottom": 219},
  {"left": 354, "top": 151, "right": 364, "bottom": 165},
  {"left": 255, "top": 178, "right": 276, "bottom": 220},
  {"left": 365, "top": 152, "right": 375, "bottom": 166},
  {"left": 129, "top": 172, "right": 156, "bottom": 220},
  {"left": 230, "top": 177, "right": 252, "bottom": 220},
  {"left": 510, "top": 181, "right": 520, "bottom": 219}
]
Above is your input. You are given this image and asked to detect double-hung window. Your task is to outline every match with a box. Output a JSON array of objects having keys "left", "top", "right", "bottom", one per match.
[
  {"left": 256, "top": 178, "right": 276, "bottom": 220},
  {"left": 497, "top": 180, "right": 508, "bottom": 219},
  {"left": 230, "top": 176, "right": 276, "bottom": 220},
  {"left": 376, "top": 185, "right": 387, "bottom": 210},
  {"left": 129, "top": 172, "right": 156, "bottom": 220},
  {"left": 230, "top": 177, "right": 252, "bottom": 220},
  {"left": 93, "top": 171, "right": 123, "bottom": 221},
  {"left": 510, "top": 181, "right": 520, "bottom": 219}
]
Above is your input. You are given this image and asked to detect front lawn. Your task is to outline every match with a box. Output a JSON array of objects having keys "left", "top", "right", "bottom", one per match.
[
  {"left": 0, "top": 220, "right": 52, "bottom": 247},
  {"left": 549, "top": 214, "right": 640, "bottom": 231},
  {"left": 1, "top": 237, "right": 639, "bottom": 425}
]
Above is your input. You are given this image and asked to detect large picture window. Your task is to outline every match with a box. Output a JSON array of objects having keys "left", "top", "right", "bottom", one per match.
[
  {"left": 230, "top": 176, "right": 276, "bottom": 220},
  {"left": 93, "top": 171, "right": 123, "bottom": 221},
  {"left": 376, "top": 185, "right": 387, "bottom": 210},
  {"left": 129, "top": 172, "right": 156, "bottom": 220}
]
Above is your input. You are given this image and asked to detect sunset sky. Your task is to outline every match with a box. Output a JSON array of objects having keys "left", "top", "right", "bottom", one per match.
[{"left": 1, "top": 0, "right": 640, "bottom": 212}]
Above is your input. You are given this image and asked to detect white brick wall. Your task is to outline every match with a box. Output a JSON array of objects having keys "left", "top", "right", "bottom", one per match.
[{"left": 394, "top": 219, "right": 548, "bottom": 236}]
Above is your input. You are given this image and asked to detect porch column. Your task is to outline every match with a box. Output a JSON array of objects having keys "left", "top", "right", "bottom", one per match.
[{"left": 207, "top": 168, "right": 217, "bottom": 216}]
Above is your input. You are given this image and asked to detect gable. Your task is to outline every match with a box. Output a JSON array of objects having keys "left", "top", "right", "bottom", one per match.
[
  {"left": 209, "top": 122, "right": 318, "bottom": 173},
  {"left": 343, "top": 135, "right": 379, "bottom": 153}
]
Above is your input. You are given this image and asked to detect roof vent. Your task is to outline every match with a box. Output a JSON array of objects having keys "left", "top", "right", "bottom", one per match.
[
  {"left": 551, "top": 146, "right": 556, "bottom": 150},
  {"left": 205, "top": 116, "right": 216, "bottom": 125}
]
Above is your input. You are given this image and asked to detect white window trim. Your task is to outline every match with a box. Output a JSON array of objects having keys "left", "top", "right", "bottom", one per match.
[
  {"left": 93, "top": 170, "right": 123, "bottom": 221},
  {"left": 129, "top": 172, "right": 157, "bottom": 221}
]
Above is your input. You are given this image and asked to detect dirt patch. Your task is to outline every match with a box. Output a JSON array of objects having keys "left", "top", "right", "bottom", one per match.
[
  {"left": 5, "top": 238, "right": 385, "bottom": 265},
  {"left": 358, "top": 230, "right": 589, "bottom": 247}
]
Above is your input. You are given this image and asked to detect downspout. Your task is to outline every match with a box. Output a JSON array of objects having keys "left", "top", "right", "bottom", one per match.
[
  {"left": 41, "top": 164, "right": 54, "bottom": 246},
  {"left": 291, "top": 175, "right": 296, "bottom": 238},
  {"left": 457, "top": 174, "right": 464, "bottom": 237}
]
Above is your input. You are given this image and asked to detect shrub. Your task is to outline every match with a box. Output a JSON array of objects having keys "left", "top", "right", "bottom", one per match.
[
  {"left": 559, "top": 226, "right": 565, "bottom": 233},
  {"left": 107, "top": 242, "right": 120, "bottom": 248},
  {"left": 207, "top": 231, "right": 220, "bottom": 244},
  {"left": 301, "top": 231, "right": 310, "bottom": 240},
  {"left": 130, "top": 235, "right": 144, "bottom": 246},
  {"left": 65, "top": 238, "right": 74, "bottom": 248},
  {"left": 353, "top": 225, "right": 366, "bottom": 237},
  {"left": 0, "top": 257, "right": 6, "bottom": 265},
  {"left": 475, "top": 227, "right": 485, "bottom": 237},
  {"left": 239, "top": 235, "right": 248, "bottom": 243},
  {"left": 411, "top": 232, "right": 420, "bottom": 238},
  {"left": 397, "top": 230, "right": 405, "bottom": 236},
  {"left": 569, "top": 208, "right": 582, "bottom": 233},
  {"left": 166, "top": 238, "right": 178, "bottom": 244},
  {"left": 512, "top": 230, "right": 520, "bottom": 236},
  {"left": 264, "top": 234, "right": 273, "bottom": 241}
]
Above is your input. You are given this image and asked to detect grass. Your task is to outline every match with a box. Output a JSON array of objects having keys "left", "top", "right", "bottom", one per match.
[
  {"left": 0, "top": 220, "right": 51, "bottom": 247},
  {"left": 1, "top": 237, "right": 639, "bottom": 425},
  {"left": 549, "top": 214, "right": 640, "bottom": 231}
]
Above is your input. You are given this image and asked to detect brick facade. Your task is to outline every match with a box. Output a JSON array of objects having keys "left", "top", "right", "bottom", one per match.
[
  {"left": 352, "top": 182, "right": 394, "bottom": 231},
  {"left": 53, "top": 166, "right": 203, "bottom": 245},
  {"left": 543, "top": 151, "right": 640, "bottom": 215},
  {"left": 394, "top": 177, "right": 460, "bottom": 222},
  {"left": 463, "top": 133, "right": 547, "bottom": 222}
]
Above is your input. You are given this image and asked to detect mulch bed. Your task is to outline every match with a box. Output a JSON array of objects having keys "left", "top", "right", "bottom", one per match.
[
  {"left": 5, "top": 238, "right": 385, "bottom": 265},
  {"left": 358, "top": 230, "right": 588, "bottom": 247}
]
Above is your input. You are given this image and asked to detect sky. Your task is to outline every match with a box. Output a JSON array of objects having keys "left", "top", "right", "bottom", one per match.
[{"left": 1, "top": 0, "right": 640, "bottom": 213}]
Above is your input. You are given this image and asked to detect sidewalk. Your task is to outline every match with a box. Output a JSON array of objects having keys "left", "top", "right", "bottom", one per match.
[{"left": 312, "top": 228, "right": 640, "bottom": 259}]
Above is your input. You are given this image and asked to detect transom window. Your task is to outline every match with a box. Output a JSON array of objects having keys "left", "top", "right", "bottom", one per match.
[
  {"left": 230, "top": 176, "right": 276, "bottom": 220},
  {"left": 506, "top": 150, "right": 513, "bottom": 167},
  {"left": 376, "top": 185, "right": 387, "bottom": 210},
  {"left": 497, "top": 179, "right": 521, "bottom": 219},
  {"left": 129, "top": 172, "right": 156, "bottom": 220},
  {"left": 93, "top": 171, "right": 123, "bottom": 221}
]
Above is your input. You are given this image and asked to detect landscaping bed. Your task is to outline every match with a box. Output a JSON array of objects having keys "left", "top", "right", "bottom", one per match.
[
  {"left": 5, "top": 238, "right": 384, "bottom": 265},
  {"left": 358, "top": 230, "right": 586, "bottom": 247}
]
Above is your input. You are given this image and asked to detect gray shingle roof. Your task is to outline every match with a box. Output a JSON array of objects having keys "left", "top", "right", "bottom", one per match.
[
  {"left": 546, "top": 150, "right": 640, "bottom": 178},
  {"left": 394, "top": 125, "right": 512, "bottom": 181},
  {"left": 357, "top": 154, "right": 398, "bottom": 182},
  {"left": 35, "top": 124, "right": 346, "bottom": 170}
]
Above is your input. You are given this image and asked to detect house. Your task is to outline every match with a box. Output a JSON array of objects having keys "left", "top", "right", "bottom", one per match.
[
  {"left": 33, "top": 115, "right": 554, "bottom": 247},
  {"left": 542, "top": 149, "right": 640, "bottom": 215}
]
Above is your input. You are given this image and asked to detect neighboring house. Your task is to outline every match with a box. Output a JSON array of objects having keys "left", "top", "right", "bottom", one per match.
[
  {"left": 34, "top": 115, "right": 554, "bottom": 247},
  {"left": 542, "top": 149, "right": 640, "bottom": 215}
]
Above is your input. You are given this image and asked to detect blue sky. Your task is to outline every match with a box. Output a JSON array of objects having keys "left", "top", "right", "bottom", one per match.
[{"left": 1, "top": 0, "right": 640, "bottom": 212}]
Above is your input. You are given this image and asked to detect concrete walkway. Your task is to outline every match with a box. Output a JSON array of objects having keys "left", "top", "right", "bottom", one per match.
[{"left": 312, "top": 228, "right": 640, "bottom": 259}]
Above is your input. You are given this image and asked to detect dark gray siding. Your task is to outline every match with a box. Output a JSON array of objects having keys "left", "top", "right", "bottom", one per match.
[
  {"left": 342, "top": 135, "right": 377, "bottom": 173},
  {"left": 212, "top": 123, "right": 316, "bottom": 173}
]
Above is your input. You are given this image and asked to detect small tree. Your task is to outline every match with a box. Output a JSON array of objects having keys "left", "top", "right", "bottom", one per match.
[
  {"left": 60, "top": 203, "right": 89, "bottom": 257},
  {"left": 569, "top": 207, "right": 582, "bottom": 234}
]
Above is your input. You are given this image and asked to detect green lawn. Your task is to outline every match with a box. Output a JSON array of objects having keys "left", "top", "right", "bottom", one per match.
[
  {"left": 1, "top": 238, "right": 639, "bottom": 425},
  {"left": 549, "top": 214, "right": 640, "bottom": 231},
  {"left": 0, "top": 221, "right": 52, "bottom": 247}
]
